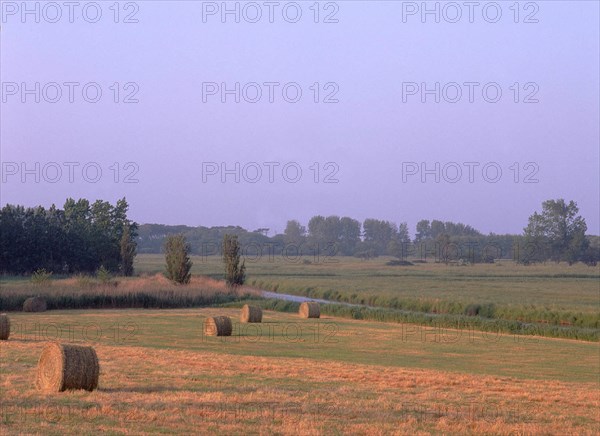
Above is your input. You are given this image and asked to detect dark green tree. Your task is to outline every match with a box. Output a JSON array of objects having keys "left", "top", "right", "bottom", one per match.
[
  {"left": 222, "top": 234, "right": 246, "bottom": 287},
  {"left": 0, "top": 198, "right": 137, "bottom": 274},
  {"left": 164, "top": 234, "right": 192, "bottom": 284},
  {"left": 63, "top": 198, "right": 96, "bottom": 272}
]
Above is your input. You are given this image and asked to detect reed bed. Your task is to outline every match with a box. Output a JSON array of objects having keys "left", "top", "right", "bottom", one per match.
[{"left": 0, "top": 274, "right": 260, "bottom": 311}]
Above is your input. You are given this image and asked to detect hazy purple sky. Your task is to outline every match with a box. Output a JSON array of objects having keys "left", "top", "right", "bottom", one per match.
[{"left": 1, "top": 1, "right": 599, "bottom": 236}]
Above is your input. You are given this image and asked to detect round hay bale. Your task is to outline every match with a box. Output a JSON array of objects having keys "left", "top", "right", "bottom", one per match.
[
  {"left": 240, "top": 305, "right": 262, "bottom": 323},
  {"left": 204, "top": 316, "right": 232, "bottom": 336},
  {"left": 36, "top": 342, "right": 99, "bottom": 392},
  {"left": 299, "top": 302, "right": 320, "bottom": 319},
  {"left": 23, "top": 297, "right": 47, "bottom": 312},
  {"left": 0, "top": 314, "right": 10, "bottom": 340}
]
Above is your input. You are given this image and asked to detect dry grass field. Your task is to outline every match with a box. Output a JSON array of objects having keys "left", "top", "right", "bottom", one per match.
[{"left": 1, "top": 308, "right": 598, "bottom": 435}]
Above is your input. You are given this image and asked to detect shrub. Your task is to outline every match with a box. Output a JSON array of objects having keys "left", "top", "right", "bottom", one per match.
[
  {"left": 31, "top": 269, "right": 52, "bottom": 286},
  {"left": 386, "top": 260, "right": 414, "bottom": 266},
  {"left": 464, "top": 304, "right": 481, "bottom": 316},
  {"left": 478, "top": 303, "right": 496, "bottom": 318},
  {"left": 96, "top": 266, "right": 116, "bottom": 286}
]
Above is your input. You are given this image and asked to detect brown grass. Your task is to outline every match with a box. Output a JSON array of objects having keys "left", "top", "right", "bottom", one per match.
[
  {"left": 0, "top": 314, "right": 9, "bottom": 340},
  {"left": 61, "top": 273, "right": 234, "bottom": 294},
  {"left": 6, "top": 274, "right": 261, "bottom": 299},
  {"left": 22, "top": 297, "right": 47, "bottom": 312},
  {"left": 36, "top": 342, "right": 99, "bottom": 392},
  {"left": 1, "top": 274, "right": 263, "bottom": 312},
  {"left": 204, "top": 316, "right": 233, "bottom": 336},
  {"left": 2, "top": 340, "right": 597, "bottom": 435},
  {"left": 240, "top": 305, "right": 262, "bottom": 323},
  {"left": 299, "top": 302, "right": 320, "bottom": 318}
]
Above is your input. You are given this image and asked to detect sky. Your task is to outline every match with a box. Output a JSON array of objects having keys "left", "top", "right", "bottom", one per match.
[{"left": 1, "top": 0, "right": 599, "bottom": 236}]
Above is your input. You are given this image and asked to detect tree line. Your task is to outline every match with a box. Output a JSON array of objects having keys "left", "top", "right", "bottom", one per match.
[
  {"left": 0, "top": 198, "right": 138, "bottom": 275},
  {"left": 137, "top": 199, "right": 597, "bottom": 265},
  {"left": 137, "top": 218, "right": 482, "bottom": 258},
  {"left": 1, "top": 197, "right": 597, "bottom": 275}
]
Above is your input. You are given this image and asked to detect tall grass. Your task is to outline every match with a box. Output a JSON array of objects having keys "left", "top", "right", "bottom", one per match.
[
  {"left": 221, "top": 299, "right": 600, "bottom": 342},
  {"left": 0, "top": 274, "right": 258, "bottom": 311},
  {"left": 252, "top": 281, "right": 600, "bottom": 329}
]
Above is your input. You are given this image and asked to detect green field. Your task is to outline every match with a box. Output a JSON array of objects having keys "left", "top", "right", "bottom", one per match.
[{"left": 136, "top": 254, "right": 600, "bottom": 329}]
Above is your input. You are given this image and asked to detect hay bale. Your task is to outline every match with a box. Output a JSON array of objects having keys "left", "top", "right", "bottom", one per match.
[
  {"left": 299, "top": 302, "right": 320, "bottom": 318},
  {"left": 204, "top": 316, "right": 232, "bottom": 336},
  {"left": 36, "top": 342, "right": 99, "bottom": 392},
  {"left": 0, "top": 314, "right": 10, "bottom": 340},
  {"left": 23, "top": 297, "right": 47, "bottom": 312},
  {"left": 240, "top": 305, "right": 262, "bottom": 323}
]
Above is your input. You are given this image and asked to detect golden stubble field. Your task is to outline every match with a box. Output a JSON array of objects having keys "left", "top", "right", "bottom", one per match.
[{"left": 1, "top": 308, "right": 598, "bottom": 435}]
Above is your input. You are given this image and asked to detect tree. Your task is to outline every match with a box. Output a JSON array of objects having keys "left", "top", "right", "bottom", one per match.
[
  {"left": 0, "top": 198, "right": 138, "bottom": 275},
  {"left": 436, "top": 234, "right": 452, "bottom": 264},
  {"left": 339, "top": 217, "right": 361, "bottom": 255},
  {"left": 388, "top": 222, "right": 411, "bottom": 259},
  {"left": 306, "top": 215, "right": 343, "bottom": 255},
  {"left": 307, "top": 215, "right": 326, "bottom": 253},
  {"left": 120, "top": 224, "right": 137, "bottom": 276},
  {"left": 430, "top": 220, "right": 446, "bottom": 239},
  {"left": 90, "top": 199, "right": 118, "bottom": 271},
  {"left": 522, "top": 212, "right": 549, "bottom": 263},
  {"left": 222, "top": 234, "right": 246, "bottom": 287},
  {"left": 164, "top": 234, "right": 192, "bottom": 284},
  {"left": 63, "top": 198, "right": 96, "bottom": 272},
  {"left": 415, "top": 220, "right": 431, "bottom": 243},
  {"left": 581, "top": 236, "right": 600, "bottom": 266},
  {"left": 284, "top": 220, "right": 306, "bottom": 246},
  {"left": 523, "top": 199, "right": 588, "bottom": 264},
  {"left": 363, "top": 219, "right": 397, "bottom": 255}
]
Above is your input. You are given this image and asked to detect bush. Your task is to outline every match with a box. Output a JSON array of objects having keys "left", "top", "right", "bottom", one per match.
[
  {"left": 31, "top": 268, "right": 53, "bottom": 286},
  {"left": 386, "top": 260, "right": 414, "bottom": 266},
  {"left": 478, "top": 303, "right": 496, "bottom": 318},
  {"left": 96, "top": 266, "right": 117, "bottom": 287}
]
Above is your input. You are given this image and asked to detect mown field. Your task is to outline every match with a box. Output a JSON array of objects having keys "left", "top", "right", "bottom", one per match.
[
  {"left": 1, "top": 256, "right": 598, "bottom": 434},
  {"left": 1, "top": 308, "right": 599, "bottom": 435}
]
